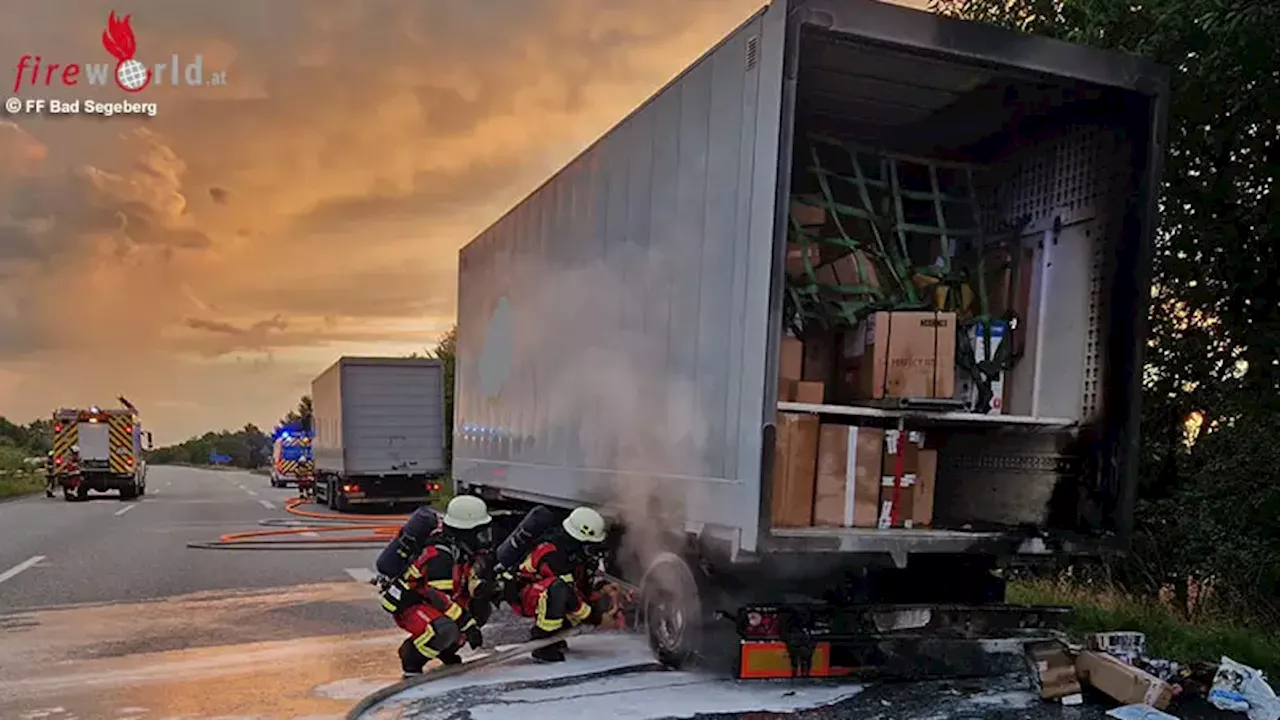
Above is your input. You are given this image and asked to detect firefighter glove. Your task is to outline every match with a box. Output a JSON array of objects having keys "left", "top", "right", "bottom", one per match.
[
  {"left": 472, "top": 579, "right": 497, "bottom": 603},
  {"left": 465, "top": 625, "right": 484, "bottom": 650}
]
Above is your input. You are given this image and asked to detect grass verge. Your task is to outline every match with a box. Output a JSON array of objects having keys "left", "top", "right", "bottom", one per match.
[
  {"left": 1011, "top": 578, "right": 1280, "bottom": 678},
  {"left": 0, "top": 471, "right": 44, "bottom": 499}
]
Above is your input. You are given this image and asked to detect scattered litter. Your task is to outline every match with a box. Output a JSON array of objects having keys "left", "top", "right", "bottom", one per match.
[
  {"left": 1028, "top": 640, "right": 1082, "bottom": 700},
  {"left": 962, "top": 689, "right": 1037, "bottom": 709},
  {"left": 1089, "top": 632, "right": 1148, "bottom": 666},
  {"left": 1077, "top": 650, "right": 1174, "bottom": 710},
  {"left": 1105, "top": 703, "right": 1180, "bottom": 720},
  {"left": 1061, "top": 693, "right": 1084, "bottom": 706},
  {"left": 1208, "top": 656, "right": 1280, "bottom": 720}
]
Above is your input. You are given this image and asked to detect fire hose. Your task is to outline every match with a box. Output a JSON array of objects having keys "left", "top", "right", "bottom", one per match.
[{"left": 185, "top": 497, "right": 410, "bottom": 550}]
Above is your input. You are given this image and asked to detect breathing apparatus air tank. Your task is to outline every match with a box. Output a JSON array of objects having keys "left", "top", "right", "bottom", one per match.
[
  {"left": 375, "top": 506, "right": 442, "bottom": 578},
  {"left": 494, "top": 505, "right": 557, "bottom": 571}
]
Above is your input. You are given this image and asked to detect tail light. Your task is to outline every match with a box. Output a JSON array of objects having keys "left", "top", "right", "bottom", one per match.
[
  {"left": 425, "top": 482, "right": 442, "bottom": 491},
  {"left": 125, "top": 425, "right": 133, "bottom": 433},
  {"left": 55, "top": 456, "right": 62, "bottom": 465},
  {"left": 742, "top": 611, "right": 782, "bottom": 639},
  {"left": 342, "top": 484, "right": 358, "bottom": 493},
  {"left": 55, "top": 423, "right": 62, "bottom": 432}
]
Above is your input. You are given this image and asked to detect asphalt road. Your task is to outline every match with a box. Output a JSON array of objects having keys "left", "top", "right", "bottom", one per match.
[
  {"left": 0, "top": 464, "right": 381, "bottom": 613},
  {"left": 0, "top": 466, "right": 1241, "bottom": 720}
]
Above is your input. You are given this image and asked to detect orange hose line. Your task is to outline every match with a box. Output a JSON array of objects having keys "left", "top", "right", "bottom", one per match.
[
  {"left": 283, "top": 496, "right": 410, "bottom": 522},
  {"left": 218, "top": 524, "right": 400, "bottom": 543},
  {"left": 193, "top": 497, "right": 421, "bottom": 549}
]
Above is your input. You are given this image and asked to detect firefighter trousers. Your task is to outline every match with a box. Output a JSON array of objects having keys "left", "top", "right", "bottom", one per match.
[
  {"left": 517, "top": 577, "right": 593, "bottom": 634},
  {"left": 393, "top": 604, "right": 464, "bottom": 673}
]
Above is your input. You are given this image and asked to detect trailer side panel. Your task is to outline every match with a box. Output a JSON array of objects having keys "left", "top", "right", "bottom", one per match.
[{"left": 454, "top": 5, "right": 789, "bottom": 554}]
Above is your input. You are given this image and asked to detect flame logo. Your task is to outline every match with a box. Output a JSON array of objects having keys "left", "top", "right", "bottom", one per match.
[
  {"left": 102, "top": 12, "right": 137, "bottom": 61},
  {"left": 102, "top": 11, "right": 151, "bottom": 92}
]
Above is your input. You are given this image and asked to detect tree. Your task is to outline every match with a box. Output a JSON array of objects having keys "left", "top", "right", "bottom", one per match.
[
  {"left": 411, "top": 325, "right": 458, "bottom": 462},
  {"left": 430, "top": 325, "right": 457, "bottom": 462},
  {"left": 932, "top": 0, "right": 1280, "bottom": 619},
  {"left": 147, "top": 424, "right": 272, "bottom": 470},
  {"left": 278, "top": 395, "right": 313, "bottom": 433}
]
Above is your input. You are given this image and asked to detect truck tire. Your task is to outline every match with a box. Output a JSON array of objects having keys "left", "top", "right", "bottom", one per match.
[
  {"left": 327, "top": 480, "right": 338, "bottom": 510},
  {"left": 120, "top": 483, "right": 137, "bottom": 500},
  {"left": 639, "top": 552, "right": 702, "bottom": 670}
]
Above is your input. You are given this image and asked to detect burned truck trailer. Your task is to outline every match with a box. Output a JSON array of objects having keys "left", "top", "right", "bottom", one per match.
[{"left": 452, "top": 0, "right": 1168, "bottom": 675}]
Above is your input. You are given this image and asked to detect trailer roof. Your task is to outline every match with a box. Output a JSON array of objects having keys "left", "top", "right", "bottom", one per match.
[{"left": 796, "top": 0, "right": 1168, "bottom": 97}]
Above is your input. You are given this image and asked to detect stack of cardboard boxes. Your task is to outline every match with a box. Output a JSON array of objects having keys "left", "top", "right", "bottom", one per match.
[
  {"left": 773, "top": 309, "right": 956, "bottom": 531},
  {"left": 772, "top": 414, "right": 938, "bottom": 530}
]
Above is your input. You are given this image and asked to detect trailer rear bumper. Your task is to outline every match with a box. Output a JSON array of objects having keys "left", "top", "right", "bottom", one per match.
[{"left": 731, "top": 603, "right": 1068, "bottom": 679}]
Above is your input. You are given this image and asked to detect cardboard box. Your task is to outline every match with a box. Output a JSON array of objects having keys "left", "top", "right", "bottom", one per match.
[
  {"left": 801, "top": 333, "right": 835, "bottom": 385},
  {"left": 1085, "top": 632, "right": 1147, "bottom": 665},
  {"left": 790, "top": 198, "right": 826, "bottom": 227},
  {"left": 813, "top": 250, "right": 881, "bottom": 291},
  {"left": 778, "top": 378, "right": 796, "bottom": 402},
  {"left": 780, "top": 336, "right": 803, "bottom": 382},
  {"left": 813, "top": 425, "right": 883, "bottom": 528},
  {"left": 771, "top": 413, "right": 819, "bottom": 527},
  {"left": 786, "top": 242, "right": 821, "bottom": 277},
  {"left": 877, "top": 431, "right": 936, "bottom": 528},
  {"left": 1076, "top": 650, "right": 1173, "bottom": 710},
  {"left": 1027, "top": 641, "right": 1083, "bottom": 700},
  {"left": 845, "top": 311, "right": 957, "bottom": 400},
  {"left": 793, "top": 381, "right": 825, "bottom": 404}
]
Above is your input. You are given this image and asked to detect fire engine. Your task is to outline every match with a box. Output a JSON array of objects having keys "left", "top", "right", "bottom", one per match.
[
  {"left": 270, "top": 428, "right": 314, "bottom": 492},
  {"left": 51, "top": 396, "right": 152, "bottom": 501}
]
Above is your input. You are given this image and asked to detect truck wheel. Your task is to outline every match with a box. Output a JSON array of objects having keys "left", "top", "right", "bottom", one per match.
[
  {"left": 75, "top": 485, "right": 89, "bottom": 502},
  {"left": 120, "top": 484, "right": 137, "bottom": 500},
  {"left": 640, "top": 552, "right": 702, "bottom": 670},
  {"left": 327, "top": 481, "right": 338, "bottom": 510},
  {"left": 63, "top": 490, "right": 74, "bottom": 502}
]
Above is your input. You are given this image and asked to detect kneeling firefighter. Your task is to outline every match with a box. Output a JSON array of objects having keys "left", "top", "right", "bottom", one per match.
[
  {"left": 504, "top": 506, "right": 617, "bottom": 662},
  {"left": 378, "top": 495, "right": 496, "bottom": 677}
]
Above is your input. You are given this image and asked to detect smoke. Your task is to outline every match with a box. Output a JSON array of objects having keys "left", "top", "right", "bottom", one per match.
[{"left": 466, "top": 239, "right": 718, "bottom": 584}]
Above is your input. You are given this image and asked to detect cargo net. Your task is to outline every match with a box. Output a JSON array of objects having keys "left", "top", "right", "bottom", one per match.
[{"left": 784, "top": 134, "right": 1032, "bottom": 410}]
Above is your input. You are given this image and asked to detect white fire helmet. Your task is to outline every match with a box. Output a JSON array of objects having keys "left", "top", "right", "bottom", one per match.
[
  {"left": 563, "top": 506, "right": 606, "bottom": 543},
  {"left": 443, "top": 495, "right": 492, "bottom": 530}
]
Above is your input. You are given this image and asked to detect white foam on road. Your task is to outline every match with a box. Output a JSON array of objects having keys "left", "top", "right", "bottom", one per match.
[
  {"left": 345, "top": 568, "right": 375, "bottom": 583},
  {"left": 258, "top": 500, "right": 275, "bottom": 510},
  {"left": 483, "top": 672, "right": 864, "bottom": 720},
  {"left": 367, "top": 634, "right": 863, "bottom": 720},
  {"left": 114, "top": 504, "right": 136, "bottom": 517},
  {"left": 315, "top": 678, "right": 390, "bottom": 701},
  {"left": 0, "top": 555, "right": 44, "bottom": 585}
]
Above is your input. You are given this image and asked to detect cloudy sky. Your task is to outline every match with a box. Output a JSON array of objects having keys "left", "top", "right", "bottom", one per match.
[{"left": 0, "top": 0, "right": 926, "bottom": 444}]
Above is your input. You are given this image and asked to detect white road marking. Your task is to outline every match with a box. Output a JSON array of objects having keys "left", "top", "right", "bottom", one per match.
[
  {"left": 258, "top": 499, "right": 276, "bottom": 510},
  {"left": 246, "top": 490, "right": 258, "bottom": 496},
  {"left": 301, "top": 531, "right": 319, "bottom": 538},
  {"left": 114, "top": 504, "right": 137, "bottom": 517},
  {"left": 0, "top": 555, "right": 45, "bottom": 585},
  {"left": 345, "top": 568, "right": 375, "bottom": 584}
]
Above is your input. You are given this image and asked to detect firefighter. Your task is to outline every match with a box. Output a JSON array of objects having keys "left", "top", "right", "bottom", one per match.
[
  {"left": 379, "top": 495, "right": 495, "bottom": 678},
  {"left": 508, "top": 506, "right": 614, "bottom": 663},
  {"left": 44, "top": 451, "right": 55, "bottom": 498}
]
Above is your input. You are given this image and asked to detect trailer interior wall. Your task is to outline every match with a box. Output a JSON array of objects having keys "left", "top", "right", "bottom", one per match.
[
  {"left": 767, "top": 0, "right": 1166, "bottom": 545},
  {"left": 454, "top": 5, "right": 786, "bottom": 554}
]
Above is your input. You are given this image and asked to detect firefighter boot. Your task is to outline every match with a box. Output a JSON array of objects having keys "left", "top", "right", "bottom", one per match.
[
  {"left": 529, "top": 627, "right": 567, "bottom": 663},
  {"left": 398, "top": 638, "right": 428, "bottom": 678},
  {"left": 438, "top": 649, "right": 463, "bottom": 666}
]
